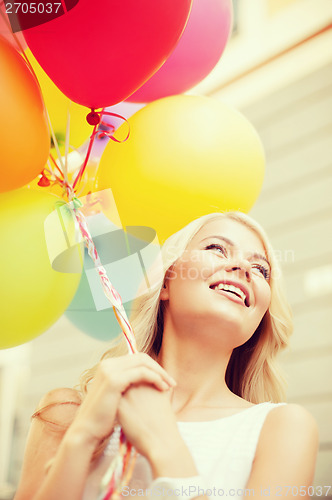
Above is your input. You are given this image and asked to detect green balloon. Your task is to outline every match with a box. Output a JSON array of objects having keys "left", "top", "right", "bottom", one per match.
[{"left": 66, "top": 215, "right": 159, "bottom": 342}]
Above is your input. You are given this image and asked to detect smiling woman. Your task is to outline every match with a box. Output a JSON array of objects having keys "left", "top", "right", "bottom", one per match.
[
  {"left": 158, "top": 217, "right": 273, "bottom": 363},
  {"left": 14, "top": 212, "right": 319, "bottom": 500}
]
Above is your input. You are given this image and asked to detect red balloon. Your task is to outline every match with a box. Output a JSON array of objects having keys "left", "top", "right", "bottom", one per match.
[
  {"left": 128, "top": 0, "right": 233, "bottom": 102},
  {"left": 21, "top": 0, "right": 192, "bottom": 109}
]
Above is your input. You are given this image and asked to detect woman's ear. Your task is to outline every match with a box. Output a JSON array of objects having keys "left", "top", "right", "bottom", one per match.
[
  {"left": 159, "top": 268, "right": 171, "bottom": 300},
  {"left": 160, "top": 279, "right": 169, "bottom": 300}
]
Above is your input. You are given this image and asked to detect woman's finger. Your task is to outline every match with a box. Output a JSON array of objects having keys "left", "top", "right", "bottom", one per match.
[
  {"left": 113, "top": 366, "right": 172, "bottom": 393},
  {"left": 134, "top": 353, "right": 177, "bottom": 387},
  {"left": 100, "top": 354, "right": 177, "bottom": 388}
]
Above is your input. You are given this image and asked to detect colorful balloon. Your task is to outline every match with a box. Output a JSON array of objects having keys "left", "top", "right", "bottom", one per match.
[
  {"left": 66, "top": 266, "right": 133, "bottom": 342},
  {"left": 96, "top": 95, "right": 265, "bottom": 243},
  {"left": 0, "top": 189, "right": 82, "bottom": 349},
  {"left": 129, "top": 0, "right": 233, "bottom": 102},
  {"left": 26, "top": 49, "right": 92, "bottom": 154},
  {"left": 21, "top": 0, "right": 192, "bottom": 108},
  {"left": 0, "top": 36, "right": 50, "bottom": 193}
]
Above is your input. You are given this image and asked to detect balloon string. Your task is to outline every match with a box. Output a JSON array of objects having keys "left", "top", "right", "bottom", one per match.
[
  {"left": 72, "top": 123, "right": 99, "bottom": 190},
  {"left": 72, "top": 109, "right": 130, "bottom": 191},
  {"left": 69, "top": 198, "right": 138, "bottom": 498},
  {"left": 69, "top": 199, "right": 137, "bottom": 353},
  {"left": 64, "top": 199, "right": 138, "bottom": 497},
  {"left": 98, "top": 111, "right": 131, "bottom": 143},
  {"left": 49, "top": 153, "right": 65, "bottom": 179},
  {"left": 42, "top": 159, "right": 140, "bottom": 496},
  {"left": 38, "top": 109, "right": 130, "bottom": 199}
]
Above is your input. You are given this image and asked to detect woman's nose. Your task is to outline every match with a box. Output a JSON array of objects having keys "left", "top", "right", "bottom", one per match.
[{"left": 225, "top": 259, "right": 252, "bottom": 282}]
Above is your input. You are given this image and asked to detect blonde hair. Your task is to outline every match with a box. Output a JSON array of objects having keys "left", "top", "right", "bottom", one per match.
[{"left": 80, "top": 211, "right": 293, "bottom": 403}]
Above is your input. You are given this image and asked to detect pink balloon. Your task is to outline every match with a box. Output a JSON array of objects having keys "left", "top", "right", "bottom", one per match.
[
  {"left": 128, "top": 0, "right": 233, "bottom": 102},
  {"left": 21, "top": 0, "right": 192, "bottom": 109},
  {"left": 0, "top": 5, "right": 27, "bottom": 51}
]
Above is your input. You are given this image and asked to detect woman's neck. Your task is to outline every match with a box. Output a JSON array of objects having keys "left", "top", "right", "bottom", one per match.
[{"left": 156, "top": 324, "right": 237, "bottom": 416}]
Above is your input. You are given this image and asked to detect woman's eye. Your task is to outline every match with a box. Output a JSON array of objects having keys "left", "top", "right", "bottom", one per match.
[
  {"left": 252, "top": 264, "right": 270, "bottom": 280},
  {"left": 205, "top": 243, "right": 227, "bottom": 256}
]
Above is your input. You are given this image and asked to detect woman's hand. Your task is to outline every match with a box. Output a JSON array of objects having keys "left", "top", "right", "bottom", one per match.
[
  {"left": 67, "top": 353, "right": 176, "bottom": 447},
  {"left": 116, "top": 384, "right": 184, "bottom": 461}
]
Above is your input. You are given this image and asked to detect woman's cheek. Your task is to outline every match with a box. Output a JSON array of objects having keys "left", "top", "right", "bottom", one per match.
[
  {"left": 167, "top": 267, "right": 178, "bottom": 281},
  {"left": 260, "top": 283, "right": 271, "bottom": 312}
]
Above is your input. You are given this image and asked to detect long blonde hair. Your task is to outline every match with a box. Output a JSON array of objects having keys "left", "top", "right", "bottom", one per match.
[{"left": 80, "top": 212, "right": 293, "bottom": 403}]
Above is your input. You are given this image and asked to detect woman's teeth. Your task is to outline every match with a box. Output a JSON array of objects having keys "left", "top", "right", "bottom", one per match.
[{"left": 211, "top": 283, "right": 247, "bottom": 305}]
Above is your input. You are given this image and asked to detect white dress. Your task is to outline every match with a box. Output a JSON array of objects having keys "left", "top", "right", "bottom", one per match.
[{"left": 99, "top": 401, "right": 286, "bottom": 498}]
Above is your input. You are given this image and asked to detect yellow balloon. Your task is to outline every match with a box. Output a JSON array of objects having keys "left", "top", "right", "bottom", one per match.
[
  {"left": 0, "top": 189, "right": 83, "bottom": 349},
  {"left": 26, "top": 49, "right": 92, "bottom": 154},
  {"left": 96, "top": 95, "right": 265, "bottom": 243}
]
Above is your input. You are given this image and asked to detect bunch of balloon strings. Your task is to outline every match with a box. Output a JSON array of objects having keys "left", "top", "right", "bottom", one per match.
[
  {"left": 52, "top": 111, "right": 136, "bottom": 500},
  {"left": 47, "top": 111, "right": 136, "bottom": 500},
  {"left": 2, "top": 20, "right": 138, "bottom": 498}
]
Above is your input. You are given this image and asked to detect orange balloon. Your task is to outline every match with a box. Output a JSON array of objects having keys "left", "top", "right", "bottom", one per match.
[{"left": 0, "top": 36, "right": 50, "bottom": 193}]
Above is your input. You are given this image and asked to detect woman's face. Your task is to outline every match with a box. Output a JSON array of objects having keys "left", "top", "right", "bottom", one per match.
[{"left": 161, "top": 218, "right": 272, "bottom": 350}]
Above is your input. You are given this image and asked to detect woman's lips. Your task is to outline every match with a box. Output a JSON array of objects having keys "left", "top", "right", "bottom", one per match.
[{"left": 210, "top": 287, "right": 248, "bottom": 307}]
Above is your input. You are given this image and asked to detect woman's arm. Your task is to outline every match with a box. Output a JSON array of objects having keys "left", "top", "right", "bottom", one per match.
[
  {"left": 14, "top": 354, "right": 175, "bottom": 500},
  {"left": 13, "top": 387, "right": 93, "bottom": 500},
  {"left": 246, "top": 404, "right": 319, "bottom": 499}
]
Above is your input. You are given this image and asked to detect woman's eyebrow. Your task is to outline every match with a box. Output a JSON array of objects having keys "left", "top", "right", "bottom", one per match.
[{"left": 201, "top": 235, "right": 271, "bottom": 269}]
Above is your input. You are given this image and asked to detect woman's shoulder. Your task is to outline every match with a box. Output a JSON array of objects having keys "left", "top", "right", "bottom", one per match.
[
  {"left": 263, "top": 402, "right": 318, "bottom": 429},
  {"left": 245, "top": 404, "right": 319, "bottom": 488},
  {"left": 33, "top": 387, "right": 82, "bottom": 430},
  {"left": 256, "top": 403, "right": 319, "bottom": 460},
  {"left": 37, "top": 387, "right": 82, "bottom": 406}
]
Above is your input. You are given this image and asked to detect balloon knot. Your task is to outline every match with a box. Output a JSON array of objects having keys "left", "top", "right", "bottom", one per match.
[
  {"left": 86, "top": 110, "right": 101, "bottom": 126},
  {"left": 38, "top": 173, "right": 51, "bottom": 187}
]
